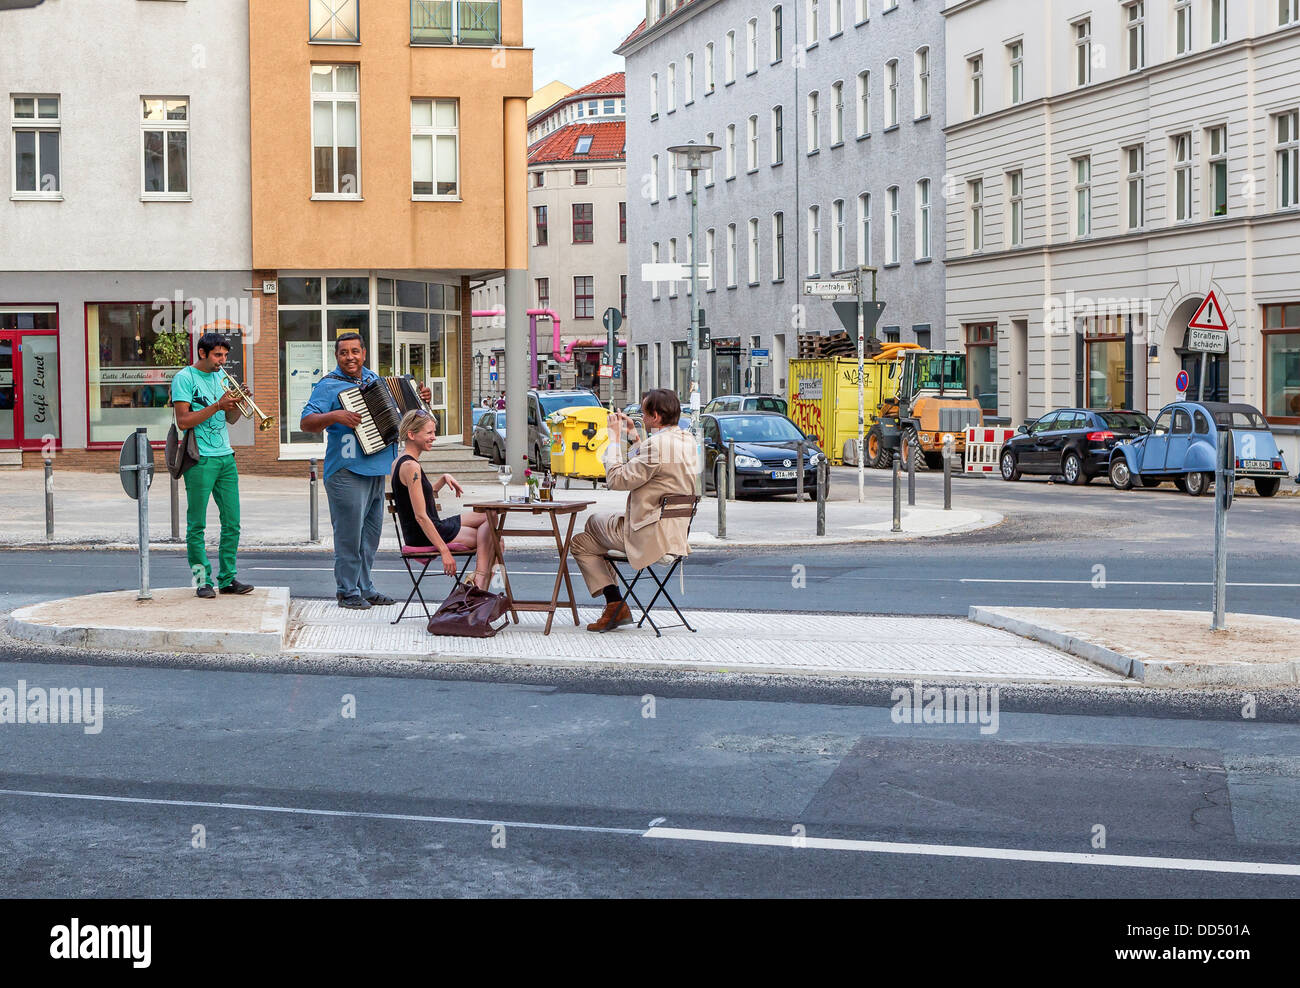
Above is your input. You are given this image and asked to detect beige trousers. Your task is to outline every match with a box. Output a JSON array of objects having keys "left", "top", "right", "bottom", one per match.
[{"left": 571, "top": 512, "right": 627, "bottom": 596}]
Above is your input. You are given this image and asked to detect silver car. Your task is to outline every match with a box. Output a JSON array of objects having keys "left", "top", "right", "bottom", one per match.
[{"left": 472, "top": 409, "right": 506, "bottom": 464}]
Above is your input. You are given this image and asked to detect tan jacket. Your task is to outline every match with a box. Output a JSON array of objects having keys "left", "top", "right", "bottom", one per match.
[{"left": 602, "top": 427, "right": 699, "bottom": 570}]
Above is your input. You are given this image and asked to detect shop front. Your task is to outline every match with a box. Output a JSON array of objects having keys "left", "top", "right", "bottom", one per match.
[{"left": 0, "top": 306, "right": 60, "bottom": 452}]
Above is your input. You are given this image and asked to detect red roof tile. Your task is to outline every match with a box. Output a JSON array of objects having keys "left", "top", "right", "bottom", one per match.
[
  {"left": 529, "top": 121, "right": 625, "bottom": 165},
  {"left": 568, "top": 72, "right": 625, "bottom": 99}
]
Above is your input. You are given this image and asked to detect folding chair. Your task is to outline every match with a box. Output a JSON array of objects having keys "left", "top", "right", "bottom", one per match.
[
  {"left": 604, "top": 494, "right": 701, "bottom": 637},
  {"left": 384, "top": 492, "right": 476, "bottom": 624}
]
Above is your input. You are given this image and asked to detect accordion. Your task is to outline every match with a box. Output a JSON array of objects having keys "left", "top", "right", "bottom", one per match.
[{"left": 338, "top": 375, "right": 433, "bottom": 456}]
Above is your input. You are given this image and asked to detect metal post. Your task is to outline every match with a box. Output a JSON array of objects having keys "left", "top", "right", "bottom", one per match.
[
  {"left": 1198, "top": 351, "right": 1208, "bottom": 402},
  {"left": 907, "top": 440, "right": 916, "bottom": 506},
  {"left": 135, "top": 429, "right": 151, "bottom": 601},
  {"left": 309, "top": 457, "right": 320, "bottom": 543},
  {"left": 170, "top": 473, "right": 180, "bottom": 540},
  {"left": 796, "top": 440, "right": 805, "bottom": 502},
  {"left": 943, "top": 436, "right": 954, "bottom": 511},
  {"left": 891, "top": 448, "right": 902, "bottom": 533},
  {"left": 857, "top": 273, "right": 866, "bottom": 505},
  {"left": 816, "top": 459, "right": 828, "bottom": 536},
  {"left": 716, "top": 459, "right": 727, "bottom": 539},
  {"left": 1212, "top": 430, "right": 1229, "bottom": 631},
  {"left": 43, "top": 458, "right": 54, "bottom": 541},
  {"left": 727, "top": 439, "right": 736, "bottom": 502}
]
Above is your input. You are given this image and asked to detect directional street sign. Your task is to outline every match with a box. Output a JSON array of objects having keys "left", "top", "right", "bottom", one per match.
[
  {"left": 803, "top": 279, "right": 858, "bottom": 298},
  {"left": 641, "top": 263, "right": 711, "bottom": 282},
  {"left": 833, "top": 300, "right": 887, "bottom": 336}
]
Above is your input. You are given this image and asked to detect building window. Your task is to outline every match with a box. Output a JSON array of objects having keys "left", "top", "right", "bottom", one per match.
[
  {"left": 831, "top": 82, "right": 844, "bottom": 145},
  {"left": 534, "top": 205, "right": 548, "bottom": 245},
  {"left": 832, "top": 199, "right": 846, "bottom": 271},
  {"left": 747, "top": 115, "right": 759, "bottom": 170},
  {"left": 1074, "top": 18, "right": 1092, "bottom": 87},
  {"left": 686, "top": 234, "right": 693, "bottom": 296},
  {"left": 968, "top": 178, "right": 983, "bottom": 252},
  {"left": 807, "top": 92, "right": 820, "bottom": 152},
  {"left": 10, "top": 95, "right": 60, "bottom": 198},
  {"left": 1084, "top": 316, "right": 1130, "bottom": 410},
  {"left": 1284, "top": 0, "right": 1300, "bottom": 26},
  {"left": 572, "top": 203, "right": 593, "bottom": 243},
  {"left": 1124, "top": 146, "right": 1145, "bottom": 230},
  {"left": 1173, "top": 133, "right": 1193, "bottom": 221},
  {"left": 650, "top": 153, "right": 659, "bottom": 200},
  {"left": 771, "top": 105, "right": 784, "bottom": 164},
  {"left": 772, "top": 212, "right": 786, "bottom": 280},
  {"left": 650, "top": 242, "right": 660, "bottom": 299},
  {"left": 1008, "top": 41, "right": 1023, "bottom": 105},
  {"left": 856, "top": 71, "right": 870, "bottom": 136},
  {"left": 857, "top": 193, "right": 871, "bottom": 265},
  {"left": 532, "top": 170, "right": 545, "bottom": 188},
  {"left": 650, "top": 73, "right": 659, "bottom": 117},
  {"left": 914, "top": 47, "right": 930, "bottom": 118},
  {"left": 807, "top": 205, "right": 821, "bottom": 276},
  {"left": 1277, "top": 110, "right": 1299, "bottom": 209},
  {"left": 411, "top": 0, "right": 501, "bottom": 45},
  {"left": 685, "top": 53, "right": 695, "bottom": 103},
  {"left": 1207, "top": 126, "right": 1228, "bottom": 217},
  {"left": 807, "top": 0, "right": 819, "bottom": 45},
  {"left": 1073, "top": 156, "right": 1091, "bottom": 237},
  {"left": 725, "top": 124, "right": 737, "bottom": 178},
  {"left": 667, "top": 157, "right": 677, "bottom": 197},
  {"left": 884, "top": 60, "right": 898, "bottom": 128},
  {"left": 915, "top": 180, "right": 930, "bottom": 260},
  {"left": 574, "top": 277, "right": 594, "bottom": 320},
  {"left": 771, "top": 5, "right": 783, "bottom": 62},
  {"left": 536, "top": 278, "right": 549, "bottom": 309},
  {"left": 1263, "top": 304, "right": 1300, "bottom": 422},
  {"left": 705, "top": 42, "right": 715, "bottom": 93},
  {"left": 311, "top": 65, "right": 360, "bottom": 197},
  {"left": 966, "top": 323, "right": 998, "bottom": 416},
  {"left": 1175, "top": 0, "right": 1192, "bottom": 56},
  {"left": 574, "top": 168, "right": 589, "bottom": 186},
  {"left": 748, "top": 218, "right": 760, "bottom": 283},
  {"left": 706, "top": 228, "right": 716, "bottom": 290},
  {"left": 411, "top": 98, "right": 458, "bottom": 198},
  {"left": 886, "top": 186, "right": 899, "bottom": 264},
  {"left": 725, "top": 31, "right": 736, "bottom": 83},
  {"left": 666, "top": 240, "right": 676, "bottom": 298},
  {"left": 1125, "top": 2, "right": 1145, "bottom": 71},
  {"left": 619, "top": 201, "right": 627, "bottom": 243},
  {"left": 856, "top": 0, "right": 867, "bottom": 21},
  {"left": 310, "top": 0, "right": 359, "bottom": 42},
  {"left": 1210, "top": 0, "right": 1227, "bottom": 45},
  {"left": 726, "top": 225, "right": 738, "bottom": 287},
  {"left": 140, "top": 97, "right": 189, "bottom": 198},
  {"left": 747, "top": 18, "right": 758, "bottom": 73},
  {"left": 1007, "top": 170, "right": 1023, "bottom": 246},
  {"left": 968, "top": 55, "right": 983, "bottom": 117},
  {"left": 666, "top": 63, "right": 676, "bottom": 113}
]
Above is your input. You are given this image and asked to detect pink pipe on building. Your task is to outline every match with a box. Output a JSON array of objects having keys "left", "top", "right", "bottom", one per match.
[{"left": 472, "top": 308, "right": 626, "bottom": 386}]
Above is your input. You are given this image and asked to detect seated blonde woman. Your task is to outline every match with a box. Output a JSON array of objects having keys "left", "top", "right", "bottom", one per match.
[{"left": 390, "top": 410, "right": 495, "bottom": 589}]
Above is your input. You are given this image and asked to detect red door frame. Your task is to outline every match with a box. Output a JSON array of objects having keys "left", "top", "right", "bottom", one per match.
[{"left": 0, "top": 305, "right": 62, "bottom": 451}]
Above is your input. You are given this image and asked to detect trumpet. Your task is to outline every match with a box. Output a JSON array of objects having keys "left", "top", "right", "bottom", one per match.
[{"left": 218, "top": 368, "right": 275, "bottom": 433}]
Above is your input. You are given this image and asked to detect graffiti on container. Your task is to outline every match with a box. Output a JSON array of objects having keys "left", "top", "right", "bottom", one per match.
[{"left": 791, "top": 400, "right": 823, "bottom": 443}]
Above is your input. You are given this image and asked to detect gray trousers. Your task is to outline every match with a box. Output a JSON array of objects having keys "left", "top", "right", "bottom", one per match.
[{"left": 325, "top": 468, "right": 386, "bottom": 598}]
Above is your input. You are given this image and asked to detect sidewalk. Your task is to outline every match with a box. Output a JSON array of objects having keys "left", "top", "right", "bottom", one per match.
[{"left": 0, "top": 468, "right": 1000, "bottom": 550}]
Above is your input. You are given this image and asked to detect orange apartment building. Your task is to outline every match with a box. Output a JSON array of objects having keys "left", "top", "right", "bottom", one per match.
[{"left": 248, "top": 0, "right": 532, "bottom": 473}]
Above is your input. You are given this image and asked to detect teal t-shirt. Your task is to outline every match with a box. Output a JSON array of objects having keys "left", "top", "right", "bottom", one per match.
[{"left": 171, "top": 366, "right": 234, "bottom": 457}]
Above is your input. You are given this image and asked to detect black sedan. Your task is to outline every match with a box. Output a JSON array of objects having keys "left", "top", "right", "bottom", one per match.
[
  {"left": 1000, "top": 408, "right": 1153, "bottom": 485},
  {"left": 701, "top": 412, "right": 824, "bottom": 497}
]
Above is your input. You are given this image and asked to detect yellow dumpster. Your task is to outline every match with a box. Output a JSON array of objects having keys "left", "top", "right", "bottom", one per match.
[
  {"left": 788, "top": 348, "right": 919, "bottom": 464},
  {"left": 548, "top": 406, "right": 611, "bottom": 480}
]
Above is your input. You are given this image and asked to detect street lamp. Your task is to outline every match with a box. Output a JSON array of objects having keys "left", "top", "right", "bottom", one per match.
[
  {"left": 474, "top": 350, "right": 484, "bottom": 408},
  {"left": 668, "top": 142, "right": 720, "bottom": 493}
]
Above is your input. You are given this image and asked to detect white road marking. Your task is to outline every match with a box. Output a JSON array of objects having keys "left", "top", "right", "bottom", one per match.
[
  {"left": 644, "top": 827, "right": 1300, "bottom": 877},
  {"left": 960, "top": 579, "right": 1300, "bottom": 588},
  {"left": 0, "top": 788, "right": 642, "bottom": 836}
]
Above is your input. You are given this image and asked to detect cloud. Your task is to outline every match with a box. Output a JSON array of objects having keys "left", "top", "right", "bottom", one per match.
[{"left": 525, "top": 0, "right": 643, "bottom": 89}]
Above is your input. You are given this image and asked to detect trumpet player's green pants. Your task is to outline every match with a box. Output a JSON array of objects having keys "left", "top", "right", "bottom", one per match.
[{"left": 185, "top": 454, "right": 241, "bottom": 589}]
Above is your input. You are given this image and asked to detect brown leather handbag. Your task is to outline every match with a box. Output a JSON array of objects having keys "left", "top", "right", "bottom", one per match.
[{"left": 426, "top": 582, "right": 510, "bottom": 638}]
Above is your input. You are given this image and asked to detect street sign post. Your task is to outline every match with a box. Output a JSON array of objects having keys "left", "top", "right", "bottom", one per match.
[
  {"left": 1188, "top": 291, "right": 1230, "bottom": 401},
  {"left": 1212, "top": 429, "right": 1234, "bottom": 631},
  {"left": 118, "top": 428, "right": 155, "bottom": 600}
]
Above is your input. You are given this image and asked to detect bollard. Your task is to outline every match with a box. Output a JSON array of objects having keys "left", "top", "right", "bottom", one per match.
[
  {"left": 907, "top": 438, "right": 916, "bottom": 507},
  {"left": 135, "top": 429, "right": 151, "bottom": 601},
  {"left": 943, "top": 436, "right": 954, "bottom": 511},
  {"left": 716, "top": 459, "right": 727, "bottom": 539},
  {"left": 892, "top": 448, "right": 902, "bottom": 533},
  {"left": 727, "top": 439, "right": 737, "bottom": 502},
  {"left": 170, "top": 473, "right": 180, "bottom": 540},
  {"left": 309, "top": 457, "right": 320, "bottom": 543},
  {"left": 796, "top": 441, "right": 805, "bottom": 502},
  {"left": 43, "top": 458, "right": 54, "bottom": 541},
  {"left": 816, "top": 459, "right": 828, "bottom": 536}
]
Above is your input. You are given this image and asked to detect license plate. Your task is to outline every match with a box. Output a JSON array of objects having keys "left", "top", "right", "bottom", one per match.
[
  {"left": 1242, "top": 459, "right": 1271, "bottom": 470},
  {"left": 770, "top": 470, "right": 796, "bottom": 480}
]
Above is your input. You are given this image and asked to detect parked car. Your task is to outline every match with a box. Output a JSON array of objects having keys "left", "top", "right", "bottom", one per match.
[
  {"left": 701, "top": 411, "right": 824, "bottom": 498},
  {"left": 528, "top": 388, "right": 603, "bottom": 469},
  {"left": 471, "top": 409, "right": 506, "bottom": 464},
  {"left": 999, "top": 408, "right": 1153, "bottom": 485},
  {"left": 1108, "top": 401, "right": 1289, "bottom": 496},
  {"left": 703, "top": 394, "right": 789, "bottom": 416}
]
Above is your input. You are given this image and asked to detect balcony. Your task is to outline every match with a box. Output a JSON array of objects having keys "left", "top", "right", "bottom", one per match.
[{"left": 411, "top": 0, "right": 501, "bottom": 46}]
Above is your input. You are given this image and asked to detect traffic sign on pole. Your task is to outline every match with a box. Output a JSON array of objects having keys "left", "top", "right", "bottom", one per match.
[
  {"left": 1175, "top": 369, "right": 1190, "bottom": 393},
  {"left": 1188, "top": 291, "right": 1229, "bottom": 332},
  {"left": 834, "top": 300, "right": 886, "bottom": 336}
]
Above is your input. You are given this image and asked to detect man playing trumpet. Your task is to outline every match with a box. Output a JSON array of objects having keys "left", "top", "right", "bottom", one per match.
[{"left": 170, "top": 331, "right": 254, "bottom": 599}]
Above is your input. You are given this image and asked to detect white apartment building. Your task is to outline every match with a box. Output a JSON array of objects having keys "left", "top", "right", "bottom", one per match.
[{"left": 943, "top": 0, "right": 1300, "bottom": 466}]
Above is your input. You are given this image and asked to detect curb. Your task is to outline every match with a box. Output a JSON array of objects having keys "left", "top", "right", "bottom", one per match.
[
  {"left": 967, "top": 606, "right": 1300, "bottom": 688},
  {"left": 5, "top": 587, "right": 290, "bottom": 656}
]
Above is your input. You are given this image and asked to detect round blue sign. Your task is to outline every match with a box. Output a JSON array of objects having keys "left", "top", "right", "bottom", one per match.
[{"left": 1176, "top": 370, "right": 1190, "bottom": 393}]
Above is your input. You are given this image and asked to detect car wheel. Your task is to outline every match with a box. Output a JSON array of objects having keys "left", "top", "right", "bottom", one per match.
[
  {"left": 1255, "top": 477, "right": 1281, "bottom": 498},
  {"left": 1140, "top": 477, "right": 1163, "bottom": 488},
  {"left": 867, "top": 427, "right": 892, "bottom": 469},
  {"left": 924, "top": 451, "right": 945, "bottom": 471},
  {"left": 1173, "top": 475, "right": 1188, "bottom": 492},
  {"left": 1184, "top": 471, "right": 1211, "bottom": 497},
  {"left": 1063, "top": 452, "right": 1087, "bottom": 486},
  {"left": 1109, "top": 457, "right": 1133, "bottom": 490},
  {"left": 1000, "top": 450, "right": 1021, "bottom": 482},
  {"left": 472, "top": 440, "right": 482, "bottom": 457}
]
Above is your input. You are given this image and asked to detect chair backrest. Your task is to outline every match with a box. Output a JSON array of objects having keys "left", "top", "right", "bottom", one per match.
[{"left": 660, "top": 493, "right": 701, "bottom": 527}]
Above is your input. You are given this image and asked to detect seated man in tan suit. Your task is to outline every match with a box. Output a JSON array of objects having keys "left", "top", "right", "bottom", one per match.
[{"left": 572, "top": 388, "right": 698, "bottom": 632}]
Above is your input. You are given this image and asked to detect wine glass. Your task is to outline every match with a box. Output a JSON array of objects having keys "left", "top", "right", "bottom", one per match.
[{"left": 497, "top": 463, "right": 512, "bottom": 502}]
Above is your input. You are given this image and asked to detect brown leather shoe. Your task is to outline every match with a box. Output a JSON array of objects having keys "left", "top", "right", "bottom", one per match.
[{"left": 586, "top": 600, "right": 633, "bottom": 633}]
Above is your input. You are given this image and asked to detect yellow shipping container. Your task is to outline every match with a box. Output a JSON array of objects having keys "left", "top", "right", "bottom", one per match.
[{"left": 788, "top": 356, "right": 905, "bottom": 464}]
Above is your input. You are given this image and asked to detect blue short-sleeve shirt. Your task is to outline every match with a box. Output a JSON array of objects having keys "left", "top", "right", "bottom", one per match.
[{"left": 300, "top": 366, "right": 398, "bottom": 481}]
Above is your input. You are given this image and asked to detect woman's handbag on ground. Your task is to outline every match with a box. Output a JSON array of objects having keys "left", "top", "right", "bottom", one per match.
[{"left": 426, "top": 581, "right": 510, "bottom": 638}]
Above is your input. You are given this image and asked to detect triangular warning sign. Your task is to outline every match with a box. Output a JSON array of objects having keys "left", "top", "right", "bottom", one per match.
[{"left": 1189, "top": 291, "right": 1229, "bottom": 331}]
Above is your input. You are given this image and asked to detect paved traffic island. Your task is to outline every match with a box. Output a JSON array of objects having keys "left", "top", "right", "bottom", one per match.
[{"left": 970, "top": 606, "right": 1300, "bottom": 688}]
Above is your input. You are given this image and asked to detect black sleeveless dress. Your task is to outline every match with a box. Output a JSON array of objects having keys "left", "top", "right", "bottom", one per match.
[{"left": 391, "top": 455, "right": 462, "bottom": 547}]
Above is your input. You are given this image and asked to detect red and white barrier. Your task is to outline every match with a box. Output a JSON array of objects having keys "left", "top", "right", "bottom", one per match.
[{"left": 964, "top": 427, "right": 1017, "bottom": 475}]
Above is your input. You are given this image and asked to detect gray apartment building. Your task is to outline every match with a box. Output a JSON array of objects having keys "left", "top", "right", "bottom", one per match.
[{"left": 617, "top": 0, "right": 947, "bottom": 408}]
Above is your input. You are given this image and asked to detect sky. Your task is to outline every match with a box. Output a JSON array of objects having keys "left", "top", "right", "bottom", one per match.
[{"left": 525, "top": 0, "right": 644, "bottom": 90}]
